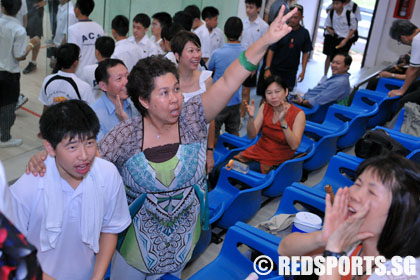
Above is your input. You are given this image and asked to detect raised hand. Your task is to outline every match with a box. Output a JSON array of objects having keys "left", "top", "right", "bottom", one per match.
[
  {"left": 321, "top": 187, "right": 350, "bottom": 243},
  {"left": 115, "top": 95, "right": 128, "bottom": 122},
  {"left": 246, "top": 100, "right": 255, "bottom": 118},
  {"left": 325, "top": 200, "right": 373, "bottom": 252},
  {"left": 264, "top": 5, "right": 297, "bottom": 46}
]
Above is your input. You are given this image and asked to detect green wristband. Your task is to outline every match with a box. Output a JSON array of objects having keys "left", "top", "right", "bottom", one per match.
[{"left": 239, "top": 51, "right": 259, "bottom": 72}]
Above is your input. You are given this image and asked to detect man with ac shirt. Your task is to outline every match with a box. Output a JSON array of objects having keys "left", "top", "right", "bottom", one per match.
[{"left": 68, "top": 0, "right": 104, "bottom": 77}]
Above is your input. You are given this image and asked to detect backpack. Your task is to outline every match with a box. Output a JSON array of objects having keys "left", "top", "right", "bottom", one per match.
[
  {"left": 355, "top": 129, "right": 410, "bottom": 159},
  {"left": 328, "top": 3, "right": 359, "bottom": 44}
]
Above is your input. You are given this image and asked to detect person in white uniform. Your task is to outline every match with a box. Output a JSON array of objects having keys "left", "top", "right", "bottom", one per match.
[
  {"left": 0, "top": 0, "right": 40, "bottom": 148},
  {"left": 67, "top": 0, "right": 104, "bottom": 77},
  {"left": 10, "top": 100, "right": 131, "bottom": 280},
  {"left": 161, "top": 23, "right": 184, "bottom": 66},
  {"left": 80, "top": 36, "right": 115, "bottom": 100},
  {"left": 111, "top": 15, "right": 145, "bottom": 72},
  {"left": 150, "top": 12, "right": 172, "bottom": 55},
  {"left": 128, "top": 13, "right": 158, "bottom": 57},
  {"left": 198, "top": 6, "right": 224, "bottom": 63},
  {"left": 39, "top": 43, "right": 94, "bottom": 110}
]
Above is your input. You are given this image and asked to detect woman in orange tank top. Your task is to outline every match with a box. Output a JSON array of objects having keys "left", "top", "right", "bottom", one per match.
[{"left": 235, "top": 75, "right": 305, "bottom": 173}]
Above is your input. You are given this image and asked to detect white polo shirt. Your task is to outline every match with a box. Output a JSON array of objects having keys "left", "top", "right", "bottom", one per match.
[
  {"left": 410, "top": 33, "right": 420, "bottom": 68},
  {"left": 149, "top": 35, "right": 165, "bottom": 54},
  {"left": 39, "top": 70, "right": 95, "bottom": 105},
  {"left": 241, "top": 16, "right": 269, "bottom": 49},
  {"left": 325, "top": 9, "right": 357, "bottom": 39},
  {"left": 111, "top": 38, "right": 146, "bottom": 72},
  {"left": 128, "top": 35, "right": 159, "bottom": 57},
  {"left": 193, "top": 23, "right": 211, "bottom": 58},
  {"left": 208, "top": 27, "right": 225, "bottom": 57},
  {"left": 80, "top": 63, "right": 103, "bottom": 100},
  {"left": 0, "top": 0, "right": 27, "bottom": 26},
  {"left": 68, "top": 20, "right": 104, "bottom": 76},
  {"left": 53, "top": 1, "right": 77, "bottom": 47},
  {"left": 0, "top": 15, "right": 27, "bottom": 73},
  {"left": 10, "top": 157, "right": 131, "bottom": 280}
]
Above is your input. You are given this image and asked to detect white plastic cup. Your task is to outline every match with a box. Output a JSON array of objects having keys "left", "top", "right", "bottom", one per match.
[{"left": 292, "top": 212, "right": 322, "bottom": 233}]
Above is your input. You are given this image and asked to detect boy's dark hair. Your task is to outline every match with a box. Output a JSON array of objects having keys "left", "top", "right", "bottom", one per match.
[
  {"left": 75, "top": 0, "right": 94, "bottom": 16},
  {"left": 332, "top": 0, "right": 345, "bottom": 3},
  {"left": 202, "top": 6, "right": 219, "bottom": 20},
  {"left": 355, "top": 153, "right": 420, "bottom": 258},
  {"left": 161, "top": 23, "right": 185, "bottom": 42},
  {"left": 55, "top": 43, "right": 80, "bottom": 71},
  {"left": 112, "top": 15, "right": 129, "bottom": 37},
  {"left": 224, "top": 17, "right": 243, "bottom": 41},
  {"left": 40, "top": 100, "right": 100, "bottom": 149},
  {"left": 152, "top": 12, "right": 172, "bottom": 29},
  {"left": 173, "top": 11, "right": 193, "bottom": 31},
  {"left": 184, "top": 5, "right": 201, "bottom": 20},
  {"left": 171, "top": 30, "right": 201, "bottom": 57},
  {"left": 95, "top": 58, "right": 126, "bottom": 84},
  {"left": 245, "top": 0, "right": 262, "bottom": 8},
  {"left": 133, "top": 13, "right": 151, "bottom": 28},
  {"left": 389, "top": 20, "right": 418, "bottom": 41},
  {"left": 127, "top": 56, "right": 178, "bottom": 116},
  {"left": 1, "top": 0, "right": 21, "bottom": 16},
  {"left": 95, "top": 36, "right": 115, "bottom": 58}
]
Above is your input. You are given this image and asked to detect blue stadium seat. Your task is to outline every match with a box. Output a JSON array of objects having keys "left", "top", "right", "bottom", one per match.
[
  {"left": 306, "top": 103, "right": 378, "bottom": 149},
  {"left": 189, "top": 222, "right": 283, "bottom": 280},
  {"left": 300, "top": 122, "right": 349, "bottom": 171}
]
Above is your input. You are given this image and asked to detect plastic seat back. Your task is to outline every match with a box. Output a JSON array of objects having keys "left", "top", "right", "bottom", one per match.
[{"left": 189, "top": 222, "right": 283, "bottom": 280}]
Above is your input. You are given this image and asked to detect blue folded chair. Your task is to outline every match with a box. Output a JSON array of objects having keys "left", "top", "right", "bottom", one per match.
[
  {"left": 375, "top": 77, "right": 404, "bottom": 94},
  {"left": 300, "top": 121, "right": 349, "bottom": 171},
  {"left": 214, "top": 133, "right": 260, "bottom": 168},
  {"left": 392, "top": 107, "right": 405, "bottom": 132},
  {"left": 407, "top": 149, "right": 420, "bottom": 164},
  {"left": 292, "top": 152, "right": 361, "bottom": 195},
  {"left": 262, "top": 143, "right": 315, "bottom": 197},
  {"left": 349, "top": 89, "right": 400, "bottom": 128},
  {"left": 275, "top": 152, "right": 362, "bottom": 216},
  {"left": 306, "top": 103, "right": 378, "bottom": 149},
  {"left": 188, "top": 222, "right": 283, "bottom": 280},
  {"left": 208, "top": 166, "right": 276, "bottom": 229},
  {"left": 372, "top": 126, "right": 420, "bottom": 151},
  {"left": 294, "top": 102, "right": 333, "bottom": 124}
]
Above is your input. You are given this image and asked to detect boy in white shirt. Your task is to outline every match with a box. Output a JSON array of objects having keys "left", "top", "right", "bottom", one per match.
[
  {"left": 322, "top": 0, "right": 357, "bottom": 77},
  {"left": 40, "top": 43, "right": 94, "bottom": 111},
  {"left": 80, "top": 36, "right": 115, "bottom": 100},
  {"left": 150, "top": 12, "right": 172, "bottom": 55},
  {"left": 161, "top": 23, "right": 184, "bottom": 66},
  {"left": 128, "top": 13, "right": 158, "bottom": 57},
  {"left": 111, "top": 15, "right": 145, "bottom": 72},
  {"left": 68, "top": 0, "right": 104, "bottom": 77},
  {"left": 241, "top": 0, "right": 268, "bottom": 118},
  {"left": 199, "top": 6, "right": 224, "bottom": 63},
  {"left": 10, "top": 100, "right": 131, "bottom": 280}
]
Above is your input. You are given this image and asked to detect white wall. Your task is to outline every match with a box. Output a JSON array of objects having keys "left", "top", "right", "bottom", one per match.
[
  {"left": 365, "top": 0, "right": 420, "bottom": 67},
  {"left": 299, "top": 0, "right": 320, "bottom": 42}
]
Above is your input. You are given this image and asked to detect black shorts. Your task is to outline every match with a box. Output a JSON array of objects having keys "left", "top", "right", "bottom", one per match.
[
  {"left": 243, "top": 72, "right": 257, "bottom": 87},
  {"left": 323, "top": 34, "right": 352, "bottom": 57},
  {"left": 215, "top": 103, "right": 241, "bottom": 137},
  {"left": 0, "top": 71, "right": 20, "bottom": 106}
]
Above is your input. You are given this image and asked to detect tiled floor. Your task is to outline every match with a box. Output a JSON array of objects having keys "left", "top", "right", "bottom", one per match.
[{"left": 1, "top": 40, "right": 386, "bottom": 278}]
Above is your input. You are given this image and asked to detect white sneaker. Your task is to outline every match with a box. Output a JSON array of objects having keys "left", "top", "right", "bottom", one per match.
[
  {"left": 15, "top": 94, "right": 28, "bottom": 110},
  {"left": 0, "top": 138, "right": 23, "bottom": 148}
]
